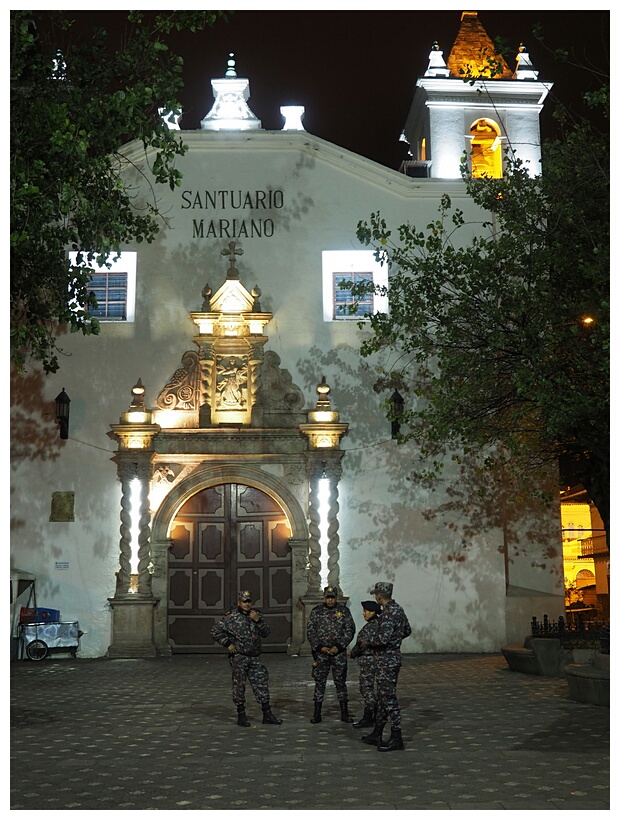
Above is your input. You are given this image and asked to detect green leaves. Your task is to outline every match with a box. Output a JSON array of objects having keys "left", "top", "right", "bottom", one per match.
[
  {"left": 355, "top": 88, "right": 609, "bottom": 530},
  {"left": 10, "top": 10, "right": 225, "bottom": 374}
]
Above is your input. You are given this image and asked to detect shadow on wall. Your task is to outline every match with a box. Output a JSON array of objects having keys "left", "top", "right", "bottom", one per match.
[
  {"left": 11, "top": 367, "right": 64, "bottom": 463},
  {"left": 297, "top": 343, "right": 563, "bottom": 587}
]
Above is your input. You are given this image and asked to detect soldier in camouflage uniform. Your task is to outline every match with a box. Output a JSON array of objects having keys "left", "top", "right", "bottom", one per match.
[
  {"left": 349, "top": 600, "right": 382, "bottom": 728},
  {"left": 361, "top": 581, "right": 411, "bottom": 752},
  {"left": 306, "top": 585, "right": 356, "bottom": 723},
  {"left": 211, "top": 590, "right": 282, "bottom": 727}
]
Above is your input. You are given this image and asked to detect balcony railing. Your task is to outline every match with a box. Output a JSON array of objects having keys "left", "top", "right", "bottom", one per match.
[{"left": 580, "top": 534, "right": 609, "bottom": 558}]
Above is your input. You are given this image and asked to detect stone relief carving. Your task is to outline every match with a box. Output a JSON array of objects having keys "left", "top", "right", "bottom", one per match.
[
  {"left": 152, "top": 465, "right": 176, "bottom": 484},
  {"left": 157, "top": 351, "right": 200, "bottom": 411},
  {"left": 284, "top": 463, "right": 306, "bottom": 486}
]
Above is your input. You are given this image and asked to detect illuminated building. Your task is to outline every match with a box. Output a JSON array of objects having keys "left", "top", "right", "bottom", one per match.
[{"left": 10, "top": 13, "right": 566, "bottom": 657}]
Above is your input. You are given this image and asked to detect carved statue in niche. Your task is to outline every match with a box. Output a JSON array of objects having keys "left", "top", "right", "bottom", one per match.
[{"left": 216, "top": 355, "right": 248, "bottom": 409}]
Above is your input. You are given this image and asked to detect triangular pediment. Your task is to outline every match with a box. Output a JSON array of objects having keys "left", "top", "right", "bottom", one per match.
[{"left": 210, "top": 278, "right": 255, "bottom": 314}]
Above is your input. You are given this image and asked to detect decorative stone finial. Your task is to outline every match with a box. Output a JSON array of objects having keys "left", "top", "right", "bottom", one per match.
[
  {"left": 201, "top": 53, "right": 261, "bottom": 131},
  {"left": 201, "top": 283, "right": 212, "bottom": 311},
  {"left": 225, "top": 52, "right": 237, "bottom": 78},
  {"left": 280, "top": 105, "right": 305, "bottom": 131},
  {"left": 251, "top": 285, "right": 262, "bottom": 311},
  {"left": 130, "top": 378, "right": 146, "bottom": 410},
  {"left": 316, "top": 377, "right": 331, "bottom": 408},
  {"left": 424, "top": 41, "right": 449, "bottom": 78},
  {"left": 514, "top": 43, "right": 539, "bottom": 81}
]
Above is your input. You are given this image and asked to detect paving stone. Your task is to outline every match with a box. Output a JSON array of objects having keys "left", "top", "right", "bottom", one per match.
[{"left": 10, "top": 653, "right": 609, "bottom": 810}]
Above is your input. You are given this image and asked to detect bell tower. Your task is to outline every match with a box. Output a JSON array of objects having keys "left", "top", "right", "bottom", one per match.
[{"left": 400, "top": 11, "right": 552, "bottom": 180}]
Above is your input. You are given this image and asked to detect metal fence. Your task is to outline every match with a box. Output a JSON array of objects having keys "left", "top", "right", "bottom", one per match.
[{"left": 531, "top": 614, "right": 610, "bottom": 653}]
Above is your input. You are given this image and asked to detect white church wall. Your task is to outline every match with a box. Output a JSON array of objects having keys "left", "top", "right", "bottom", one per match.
[
  {"left": 10, "top": 133, "right": 563, "bottom": 657},
  {"left": 505, "top": 108, "right": 543, "bottom": 176},
  {"left": 428, "top": 107, "right": 465, "bottom": 179}
]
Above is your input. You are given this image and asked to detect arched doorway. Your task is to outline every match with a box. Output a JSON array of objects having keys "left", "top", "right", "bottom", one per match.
[{"left": 168, "top": 482, "right": 292, "bottom": 653}]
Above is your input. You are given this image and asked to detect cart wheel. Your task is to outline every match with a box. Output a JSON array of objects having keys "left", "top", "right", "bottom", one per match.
[{"left": 26, "top": 640, "right": 48, "bottom": 661}]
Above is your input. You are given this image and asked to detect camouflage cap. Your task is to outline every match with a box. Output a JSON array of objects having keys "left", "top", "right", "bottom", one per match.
[
  {"left": 238, "top": 590, "right": 253, "bottom": 602},
  {"left": 361, "top": 600, "right": 381, "bottom": 612},
  {"left": 371, "top": 581, "right": 393, "bottom": 597},
  {"left": 323, "top": 585, "right": 338, "bottom": 597}
]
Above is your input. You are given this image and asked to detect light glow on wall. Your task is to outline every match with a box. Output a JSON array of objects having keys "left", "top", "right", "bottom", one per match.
[
  {"left": 318, "top": 478, "right": 330, "bottom": 588},
  {"left": 129, "top": 478, "right": 141, "bottom": 577}
]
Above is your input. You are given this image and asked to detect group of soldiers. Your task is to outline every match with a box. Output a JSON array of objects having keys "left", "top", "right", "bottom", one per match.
[{"left": 211, "top": 580, "right": 412, "bottom": 752}]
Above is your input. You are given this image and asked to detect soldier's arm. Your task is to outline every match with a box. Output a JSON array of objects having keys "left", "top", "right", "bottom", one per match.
[
  {"left": 367, "top": 612, "right": 396, "bottom": 648},
  {"left": 350, "top": 628, "right": 364, "bottom": 658},
  {"left": 211, "top": 616, "right": 235, "bottom": 648},
  {"left": 253, "top": 611, "right": 271, "bottom": 638},
  {"left": 306, "top": 611, "right": 323, "bottom": 652},
  {"left": 343, "top": 608, "right": 356, "bottom": 646}
]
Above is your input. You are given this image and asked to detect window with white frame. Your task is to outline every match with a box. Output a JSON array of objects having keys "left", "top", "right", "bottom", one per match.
[
  {"left": 68, "top": 251, "right": 137, "bottom": 322},
  {"left": 322, "top": 250, "right": 388, "bottom": 322}
]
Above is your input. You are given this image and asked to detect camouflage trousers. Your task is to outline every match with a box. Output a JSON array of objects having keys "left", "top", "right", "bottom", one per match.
[
  {"left": 311, "top": 652, "right": 349, "bottom": 703},
  {"left": 375, "top": 653, "right": 403, "bottom": 730},
  {"left": 357, "top": 655, "right": 377, "bottom": 710},
  {"left": 230, "top": 654, "right": 270, "bottom": 707}
]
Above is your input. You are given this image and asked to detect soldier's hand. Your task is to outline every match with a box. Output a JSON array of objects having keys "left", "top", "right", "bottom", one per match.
[
  {"left": 249, "top": 610, "right": 260, "bottom": 622},
  {"left": 320, "top": 646, "right": 330, "bottom": 654},
  {"left": 329, "top": 646, "right": 339, "bottom": 655},
  {"left": 228, "top": 644, "right": 236, "bottom": 654}
]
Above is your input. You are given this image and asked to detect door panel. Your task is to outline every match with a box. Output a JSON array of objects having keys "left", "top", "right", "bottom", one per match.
[{"left": 168, "top": 483, "right": 292, "bottom": 653}]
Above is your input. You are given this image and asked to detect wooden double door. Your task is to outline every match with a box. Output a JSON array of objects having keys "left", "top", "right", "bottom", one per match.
[{"left": 168, "top": 483, "right": 292, "bottom": 653}]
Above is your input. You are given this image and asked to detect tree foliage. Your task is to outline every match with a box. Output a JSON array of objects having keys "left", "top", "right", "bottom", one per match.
[
  {"left": 11, "top": 10, "right": 226, "bottom": 373},
  {"left": 355, "top": 74, "right": 609, "bottom": 534}
]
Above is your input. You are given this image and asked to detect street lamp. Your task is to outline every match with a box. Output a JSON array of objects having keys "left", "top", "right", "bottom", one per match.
[{"left": 55, "top": 388, "right": 71, "bottom": 440}]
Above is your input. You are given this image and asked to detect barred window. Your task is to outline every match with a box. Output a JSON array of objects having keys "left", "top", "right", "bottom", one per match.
[
  {"left": 68, "top": 251, "right": 136, "bottom": 322},
  {"left": 333, "top": 272, "right": 374, "bottom": 319},
  {"left": 89, "top": 271, "right": 128, "bottom": 320}
]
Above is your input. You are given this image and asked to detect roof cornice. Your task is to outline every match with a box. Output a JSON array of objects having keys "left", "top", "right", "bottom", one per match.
[{"left": 117, "top": 131, "right": 474, "bottom": 199}]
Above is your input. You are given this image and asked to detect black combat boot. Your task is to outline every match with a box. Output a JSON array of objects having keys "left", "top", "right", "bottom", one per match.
[
  {"left": 261, "top": 704, "right": 282, "bottom": 725},
  {"left": 310, "top": 700, "right": 322, "bottom": 724},
  {"left": 377, "top": 728, "right": 404, "bottom": 752},
  {"left": 236, "top": 706, "right": 251, "bottom": 727},
  {"left": 362, "top": 721, "right": 386, "bottom": 746},
  {"left": 353, "top": 706, "right": 375, "bottom": 728},
  {"left": 340, "top": 701, "right": 354, "bottom": 723}
]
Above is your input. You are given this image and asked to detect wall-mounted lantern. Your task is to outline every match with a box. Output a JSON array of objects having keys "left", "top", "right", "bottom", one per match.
[
  {"left": 390, "top": 390, "right": 404, "bottom": 439},
  {"left": 55, "top": 388, "right": 71, "bottom": 440}
]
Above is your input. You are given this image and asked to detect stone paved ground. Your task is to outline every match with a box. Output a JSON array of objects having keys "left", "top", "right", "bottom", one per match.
[{"left": 10, "top": 653, "right": 610, "bottom": 811}]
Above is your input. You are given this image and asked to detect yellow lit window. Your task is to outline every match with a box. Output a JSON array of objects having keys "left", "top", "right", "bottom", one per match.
[{"left": 470, "top": 118, "right": 502, "bottom": 179}]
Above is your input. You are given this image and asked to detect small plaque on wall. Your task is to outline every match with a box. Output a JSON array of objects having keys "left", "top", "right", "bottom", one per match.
[{"left": 50, "top": 491, "right": 75, "bottom": 522}]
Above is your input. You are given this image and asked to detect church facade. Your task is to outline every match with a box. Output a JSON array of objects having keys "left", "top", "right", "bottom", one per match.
[{"left": 11, "top": 13, "right": 564, "bottom": 658}]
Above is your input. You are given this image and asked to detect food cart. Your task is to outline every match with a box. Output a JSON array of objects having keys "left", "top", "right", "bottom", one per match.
[
  {"left": 18, "top": 620, "right": 82, "bottom": 661},
  {"left": 11, "top": 568, "right": 82, "bottom": 660}
]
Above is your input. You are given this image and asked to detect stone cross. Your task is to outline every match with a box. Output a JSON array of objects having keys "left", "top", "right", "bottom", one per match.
[{"left": 221, "top": 241, "right": 243, "bottom": 272}]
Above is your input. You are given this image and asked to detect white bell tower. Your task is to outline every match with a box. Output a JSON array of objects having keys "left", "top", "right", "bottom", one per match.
[{"left": 400, "top": 12, "right": 552, "bottom": 180}]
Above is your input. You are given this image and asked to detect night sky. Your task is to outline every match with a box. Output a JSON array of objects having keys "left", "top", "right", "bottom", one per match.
[{"left": 64, "top": 8, "right": 610, "bottom": 171}]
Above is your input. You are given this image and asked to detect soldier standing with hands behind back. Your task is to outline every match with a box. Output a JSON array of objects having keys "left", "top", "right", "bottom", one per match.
[
  {"left": 307, "top": 585, "right": 356, "bottom": 724},
  {"left": 211, "top": 590, "right": 282, "bottom": 727}
]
